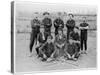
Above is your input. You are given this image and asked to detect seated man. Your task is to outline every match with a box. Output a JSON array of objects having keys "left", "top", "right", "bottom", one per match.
[
  {"left": 65, "top": 27, "right": 80, "bottom": 61},
  {"left": 39, "top": 35, "right": 56, "bottom": 61},
  {"left": 54, "top": 28, "right": 66, "bottom": 60},
  {"left": 35, "top": 27, "right": 47, "bottom": 58}
]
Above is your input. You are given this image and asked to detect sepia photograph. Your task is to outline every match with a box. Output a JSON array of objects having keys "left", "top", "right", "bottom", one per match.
[{"left": 14, "top": 1, "right": 97, "bottom": 73}]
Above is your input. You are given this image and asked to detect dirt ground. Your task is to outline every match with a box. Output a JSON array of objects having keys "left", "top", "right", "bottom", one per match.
[{"left": 15, "top": 31, "right": 97, "bottom": 73}]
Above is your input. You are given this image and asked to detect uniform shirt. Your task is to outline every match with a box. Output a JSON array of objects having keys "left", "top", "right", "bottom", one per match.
[
  {"left": 67, "top": 43, "right": 77, "bottom": 56},
  {"left": 55, "top": 34, "right": 66, "bottom": 57},
  {"left": 69, "top": 31, "right": 80, "bottom": 52},
  {"left": 66, "top": 19, "right": 75, "bottom": 31},
  {"left": 80, "top": 22, "right": 89, "bottom": 40},
  {"left": 31, "top": 19, "right": 40, "bottom": 32},
  {"left": 42, "top": 17, "right": 52, "bottom": 28},
  {"left": 37, "top": 32, "right": 47, "bottom": 44},
  {"left": 42, "top": 42, "right": 55, "bottom": 57},
  {"left": 55, "top": 34, "right": 66, "bottom": 46},
  {"left": 69, "top": 31, "right": 80, "bottom": 41},
  {"left": 54, "top": 18, "right": 64, "bottom": 29}
]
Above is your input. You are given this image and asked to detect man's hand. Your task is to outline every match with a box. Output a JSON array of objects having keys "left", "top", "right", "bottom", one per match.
[
  {"left": 54, "top": 22, "right": 57, "bottom": 25},
  {"left": 73, "top": 40, "right": 80, "bottom": 43},
  {"left": 58, "top": 44, "right": 63, "bottom": 48},
  {"left": 79, "top": 26, "right": 89, "bottom": 30},
  {"left": 43, "top": 54, "right": 47, "bottom": 58},
  {"left": 50, "top": 54, "right": 54, "bottom": 58},
  {"left": 69, "top": 39, "right": 74, "bottom": 44},
  {"left": 79, "top": 27, "right": 84, "bottom": 30}
]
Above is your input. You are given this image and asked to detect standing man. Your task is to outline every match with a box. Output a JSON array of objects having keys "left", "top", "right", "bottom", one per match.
[
  {"left": 66, "top": 13, "right": 75, "bottom": 40},
  {"left": 79, "top": 17, "right": 89, "bottom": 54},
  {"left": 42, "top": 12, "right": 52, "bottom": 38},
  {"left": 54, "top": 17, "right": 64, "bottom": 35},
  {"left": 29, "top": 17, "right": 40, "bottom": 56}
]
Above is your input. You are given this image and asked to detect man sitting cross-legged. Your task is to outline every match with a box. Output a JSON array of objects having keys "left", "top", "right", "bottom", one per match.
[
  {"left": 54, "top": 27, "right": 66, "bottom": 60},
  {"left": 38, "top": 35, "right": 56, "bottom": 62},
  {"left": 64, "top": 27, "right": 80, "bottom": 61}
]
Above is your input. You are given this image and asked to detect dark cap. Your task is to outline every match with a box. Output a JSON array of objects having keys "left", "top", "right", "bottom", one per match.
[
  {"left": 68, "top": 13, "right": 74, "bottom": 17},
  {"left": 47, "top": 35, "right": 53, "bottom": 39},
  {"left": 43, "top": 12, "right": 50, "bottom": 15},
  {"left": 58, "top": 27, "right": 63, "bottom": 32}
]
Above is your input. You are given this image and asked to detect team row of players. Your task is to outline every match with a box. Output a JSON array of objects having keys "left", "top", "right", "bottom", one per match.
[{"left": 29, "top": 13, "right": 89, "bottom": 61}]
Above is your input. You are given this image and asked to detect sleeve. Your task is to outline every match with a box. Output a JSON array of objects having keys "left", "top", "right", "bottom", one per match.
[
  {"left": 66, "top": 20, "right": 70, "bottom": 28},
  {"left": 86, "top": 23, "right": 89, "bottom": 29},
  {"left": 41, "top": 42, "right": 47, "bottom": 50},
  {"left": 53, "top": 19, "right": 58, "bottom": 28},
  {"left": 42, "top": 19, "right": 44, "bottom": 25},
  {"left": 50, "top": 19, "right": 52, "bottom": 25},
  {"left": 52, "top": 43, "right": 55, "bottom": 50},
  {"left": 79, "top": 23, "right": 81, "bottom": 27},
  {"left": 79, "top": 23, "right": 83, "bottom": 29},
  {"left": 37, "top": 33, "right": 40, "bottom": 42},
  {"left": 73, "top": 20, "right": 75, "bottom": 27},
  {"left": 54, "top": 35, "right": 58, "bottom": 44},
  {"left": 69, "top": 32, "right": 73, "bottom": 39},
  {"left": 61, "top": 20, "right": 64, "bottom": 28},
  {"left": 86, "top": 23, "right": 89, "bottom": 26},
  {"left": 64, "top": 35, "right": 67, "bottom": 44},
  {"left": 70, "top": 20, "right": 75, "bottom": 28},
  {"left": 77, "top": 33, "right": 80, "bottom": 41},
  {"left": 48, "top": 19, "right": 52, "bottom": 27},
  {"left": 38, "top": 20, "right": 41, "bottom": 25}
]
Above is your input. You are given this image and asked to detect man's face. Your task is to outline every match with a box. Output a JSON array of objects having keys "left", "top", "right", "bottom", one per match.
[
  {"left": 74, "top": 28, "right": 78, "bottom": 33},
  {"left": 69, "top": 39, "right": 73, "bottom": 44},
  {"left": 83, "top": 17, "right": 86, "bottom": 22},
  {"left": 35, "top": 17, "right": 38, "bottom": 19},
  {"left": 44, "top": 14, "right": 49, "bottom": 18},
  {"left": 58, "top": 30, "right": 62, "bottom": 35},
  {"left": 47, "top": 38, "right": 52, "bottom": 43},
  {"left": 69, "top": 15, "right": 72, "bottom": 19},
  {"left": 40, "top": 28, "right": 44, "bottom": 33}
]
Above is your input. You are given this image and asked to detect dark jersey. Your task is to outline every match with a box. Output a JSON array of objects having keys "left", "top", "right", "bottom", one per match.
[
  {"left": 55, "top": 34, "right": 66, "bottom": 57},
  {"left": 31, "top": 19, "right": 40, "bottom": 33},
  {"left": 42, "top": 42, "right": 55, "bottom": 57},
  {"left": 55, "top": 34, "right": 66, "bottom": 45},
  {"left": 54, "top": 18, "right": 64, "bottom": 29},
  {"left": 69, "top": 31, "right": 80, "bottom": 52},
  {"left": 80, "top": 22, "right": 89, "bottom": 40},
  {"left": 67, "top": 43, "right": 77, "bottom": 56},
  {"left": 66, "top": 19, "right": 75, "bottom": 31},
  {"left": 42, "top": 17, "right": 52, "bottom": 28},
  {"left": 69, "top": 31, "right": 80, "bottom": 41},
  {"left": 37, "top": 32, "right": 47, "bottom": 44}
]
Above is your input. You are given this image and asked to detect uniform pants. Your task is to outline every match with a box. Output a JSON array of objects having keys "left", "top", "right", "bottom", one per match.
[
  {"left": 55, "top": 28, "right": 58, "bottom": 36},
  {"left": 67, "top": 30, "right": 72, "bottom": 40},
  {"left": 81, "top": 39, "right": 87, "bottom": 51},
  {"left": 29, "top": 30, "right": 38, "bottom": 53},
  {"left": 45, "top": 28, "right": 51, "bottom": 37}
]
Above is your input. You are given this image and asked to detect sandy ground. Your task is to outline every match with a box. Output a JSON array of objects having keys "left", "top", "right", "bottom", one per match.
[{"left": 15, "top": 31, "right": 97, "bottom": 73}]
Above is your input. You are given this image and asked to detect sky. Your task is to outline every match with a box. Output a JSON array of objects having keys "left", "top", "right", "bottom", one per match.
[{"left": 15, "top": 1, "right": 97, "bottom": 17}]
